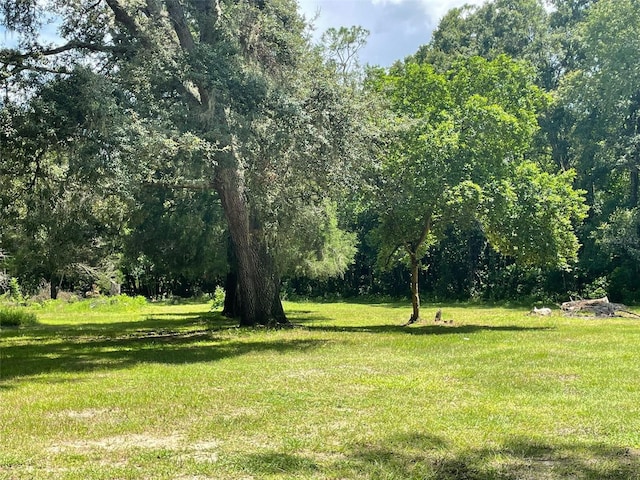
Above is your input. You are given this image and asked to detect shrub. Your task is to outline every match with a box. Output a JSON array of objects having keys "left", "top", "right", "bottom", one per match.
[
  {"left": 0, "top": 307, "right": 37, "bottom": 327},
  {"left": 8, "top": 277, "right": 25, "bottom": 304},
  {"left": 107, "top": 294, "right": 147, "bottom": 308},
  {"left": 82, "top": 294, "right": 148, "bottom": 311},
  {"left": 583, "top": 276, "right": 609, "bottom": 300},
  {"left": 38, "top": 294, "right": 147, "bottom": 313},
  {"left": 56, "top": 291, "right": 80, "bottom": 303},
  {"left": 210, "top": 286, "right": 226, "bottom": 312}
]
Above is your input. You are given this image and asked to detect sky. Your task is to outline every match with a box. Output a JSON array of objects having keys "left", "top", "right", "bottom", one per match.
[
  {"left": 1, "top": 0, "right": 487, "bottom": 68},
  {"left": 298, "top": 0, "right": 487, "bottom": 67}
]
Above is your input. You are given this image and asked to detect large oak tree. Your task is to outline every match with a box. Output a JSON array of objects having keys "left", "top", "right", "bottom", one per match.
[{"left": 1, "top": 0, "right": 364, "bottom": 325}]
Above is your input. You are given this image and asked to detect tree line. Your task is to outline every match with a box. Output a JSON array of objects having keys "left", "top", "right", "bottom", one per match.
[{"left": 1, "top": 0, "right": 637, "bottom": 324}]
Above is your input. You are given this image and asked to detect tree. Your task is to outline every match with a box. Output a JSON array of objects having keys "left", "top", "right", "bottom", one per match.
[
  {"left": 413, "top": 0, "right": 555, "bottom": 87},
  {"left": 554, "top": 0, "right": 640, "bottom": 300},
  {"left": 320, "top": 26, "right": 369, "bottom": 84},
  {"left": 121, "top": 186, "right": 228, "bottom": 298},
  {"left": 1, "top": 0, "right": 365, "bottom": 325},
  {"left": 370, "top": 56, "right": 588, "bottom": 323},
  {"left": 562, "top": 0, "right": 640, "bottom": 207},
  {"left": 0, "top": 69, "right": 129, "bottom": 298}
]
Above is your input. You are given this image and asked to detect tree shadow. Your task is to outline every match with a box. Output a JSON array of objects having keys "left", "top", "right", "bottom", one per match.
[
  {"left": 307, "top": 323, "right": 553, "bottom": 336},
  {"left": 0, "top": 315, "right": 328, "bottom": 386},
  {"left": 347, "top": 433, "right": 640, "bottom": 480},
  {"left": 236, "top": 433, "right": 640, "bottom": 479},
  {"left": 240, "top": 452, "right": 320, "bottom": 476},
  {"left": 323, "top": 298, "right": 532, "bottom": 310}
]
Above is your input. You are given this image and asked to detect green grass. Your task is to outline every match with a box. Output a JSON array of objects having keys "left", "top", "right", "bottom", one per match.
[
  {"left": 0, "top": 307, "right": 38, "bottom": 327},
  {"left": 1, "top": 300, "right": 639, "bottom": 479}
]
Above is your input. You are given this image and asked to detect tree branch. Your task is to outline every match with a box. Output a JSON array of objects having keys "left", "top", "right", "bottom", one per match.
[
  {"left": 165, "top": 0, "right": 195, "bottom": 52},
  {"left": 143, "top": 179, "right": 216, "bottom": 191},
  {"left": 164, "top": 0, "right": 212, "bottom": 108},
  {"left": 415, "top": 215, "right": 432, "bottom": 252},
  {"left": 104, "top": 0, "right": 153, "bottom": 48},
  {"left": 383, "top": 243, "right": 402, "bottom": 268},
  {"left": 0, "top": 38, "right": 132, "bottom": 78},
  {"left": 104, "top": 0, "right": 140, "bottom": 35},
  {"left": 1, "top": 61, "right": 70, "bottom": 78}
]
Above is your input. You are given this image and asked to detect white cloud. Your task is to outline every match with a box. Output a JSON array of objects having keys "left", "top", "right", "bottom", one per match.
[{"left": 298, "top": 0, "right": 486, "bottom": 66}]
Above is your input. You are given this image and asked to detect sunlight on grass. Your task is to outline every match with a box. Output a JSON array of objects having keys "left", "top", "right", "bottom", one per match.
[{"left": 1, "top": 300, "right": 639, "bottom": 479}]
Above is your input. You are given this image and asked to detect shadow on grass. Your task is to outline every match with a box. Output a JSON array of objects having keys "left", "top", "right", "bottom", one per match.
[
  {"left": 238, "top": 433, "right": 640, "bottom": 479},
  {"left": 307, "top": 323, "right": 553, "bottom": 336},
  {"left": 0, "top": 314, "right": 327, "bottom": 386},
  {"left": 301, "top": 297, "right": 533, "bottom": 310},
  {"left": 0, "top": 312, "right": 233, "bottom": 339}
]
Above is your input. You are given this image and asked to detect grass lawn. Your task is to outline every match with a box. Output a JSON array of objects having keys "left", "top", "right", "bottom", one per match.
[{"left": 1, "top": 299, "right": 639, "bottom": 479}]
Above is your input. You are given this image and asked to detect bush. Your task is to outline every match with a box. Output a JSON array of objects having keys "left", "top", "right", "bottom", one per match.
[
  {"left": 82, "top": 294, "right": 148, "bottom": 311},
  {"left": 8, "top": 277, "right": 25, "bottom": 305},
  {"left": 0, "top": 307, "right": 37, "bottom": 327},
  {"left": 210, "top": 286, "right": 226, "bottom": 311},
  {"left": 39, "top": 294, "right": 147, "bottom": 313},
  {"left": 582, "top": 276, "right": 609, "bottom": 300}
]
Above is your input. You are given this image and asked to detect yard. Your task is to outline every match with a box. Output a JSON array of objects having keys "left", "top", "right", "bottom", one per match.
[{"left": 1, "top": 300, "right": 639, "bottom": 479}]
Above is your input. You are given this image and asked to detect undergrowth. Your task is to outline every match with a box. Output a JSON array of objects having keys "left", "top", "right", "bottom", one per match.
[
  {"left": 0, "top": 307, "right": 38, "bottom": 327},
  {"left": 34, "top": 294, "right": 148, "bottom": 313}
]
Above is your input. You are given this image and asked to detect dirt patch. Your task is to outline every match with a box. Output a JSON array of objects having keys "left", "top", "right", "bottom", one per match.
[
  {"left": 175, "top": 440, "right": 221, "bottom": 464},
  {"left": 49, "top": 433, "right": 183, "bottom": 453},
  {"left": 48, "top": 434, "right": 225, "bottom": 466},
  {"left": 50, "top": 408, "right": 118, "bottom": 420},
  {"left": 191, "top": 440, "right": 221, "bottom": 451},
  {"left": 179, "top": 451, "right": 219, "bottom": 464}
]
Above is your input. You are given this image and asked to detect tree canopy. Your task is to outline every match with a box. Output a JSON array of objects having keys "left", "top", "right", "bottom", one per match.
[
  {"left": 1, "top": 0, "right": 367, "bottom": 324},
  {"left": 368, "top": 55, "right": 587, "bottom": 322},
  {"left": 2, "top": 0, "right": 639, "bottom": 315}
]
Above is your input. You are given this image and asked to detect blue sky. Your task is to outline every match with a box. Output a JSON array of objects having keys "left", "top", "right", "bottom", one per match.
[{"left": 298, "top": 0, "right": 487, "bottom": 66}]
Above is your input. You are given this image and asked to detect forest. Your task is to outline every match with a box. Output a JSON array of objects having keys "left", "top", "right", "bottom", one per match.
[{"left": 1, "top": 0, "right": 639, "bottom": 325}]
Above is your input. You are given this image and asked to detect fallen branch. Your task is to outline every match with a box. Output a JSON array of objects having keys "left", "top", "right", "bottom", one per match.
[{"left": 561, "top": 296, "right": 640, "bottom": 318}]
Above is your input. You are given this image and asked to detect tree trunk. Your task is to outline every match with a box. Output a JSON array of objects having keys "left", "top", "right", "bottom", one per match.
[
  {"left": 50, "top": 273, "right": 63, "bottom": 300},
  {"left": 221, "top": 270, "right": 241, "bottom": 318},
  {"left": 215, "top": 166, "right": 286, "bottom": 326},
  {"left": 407, "top": 252, "right": 420, "bottom": 324},
  {"left": 222, "top": 238, "right": 241, "bottom": 318},
  {"left": 271, "top": 278, "right": 287, "bottom": 323}
]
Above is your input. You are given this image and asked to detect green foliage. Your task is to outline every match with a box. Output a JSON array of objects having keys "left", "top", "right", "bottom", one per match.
[
  {"left": 593, "top": 208, "right": 640, "bottom": 261},
  {"left": 210, "top": 286, "right": 226, "bottom": 312},
  {"left": 552, "top": 0, "right": 640, "bottom": 301},
  {"left": 39, "top": 294, "right": 148, "bottom": 313},
  {"left": 415, "top": 0, "right": 556, "bottom": 87},
  {"left": 0, "top": 307, "right": 37, "bottom": 326},
  {"left": 483, "top": 163, "right": 589, "bottom": 268},
  {"left": 275, "top": 200, "right": 357, "bottom": 280},
  {"left": 3, "top": 0, "right": 639, "bottom": 306},
  {"left": 366, "top": 53, "right": 588, "bottom": 316},
  {"left": 2, "top": 0, "right": 370, "bottom": 325},
  {"left": 581, "top": 276, "right": 610, "bottom": 300},
  {"left": 0, "top": 68, "right": 130, "bottom": 297},
  {"left": 371, "top": 55, "right": 581, "bottom": 269},
  {"left": 320, "top": 25, "right": 369, "bottom": 84},
  {"left": 7, "top": 277, "right": 24, "bottom": 304},
  {"left": 122, "top": 187, "right": 227, "bottom": 297}
]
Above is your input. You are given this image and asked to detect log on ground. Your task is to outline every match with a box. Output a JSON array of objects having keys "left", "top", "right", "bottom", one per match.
[{"left": 561, "top": 296, "right": 640, "bottom": 318}]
